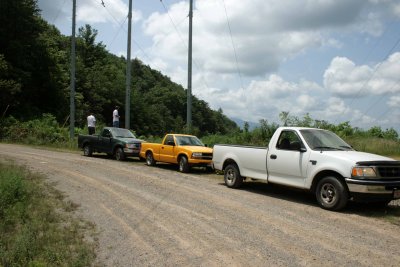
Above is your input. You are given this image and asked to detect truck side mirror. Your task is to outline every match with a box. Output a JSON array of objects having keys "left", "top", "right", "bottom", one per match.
[{"left": 300, "top": 147, "right": 307, "bottom": 153}]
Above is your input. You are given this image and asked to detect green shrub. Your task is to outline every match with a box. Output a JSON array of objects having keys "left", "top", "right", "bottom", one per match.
[{"left": 3, "top": 114, "right": 69, "bottom": 145}]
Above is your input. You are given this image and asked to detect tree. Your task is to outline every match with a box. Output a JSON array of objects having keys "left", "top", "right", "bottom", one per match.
[
  {"left": 368, "top": 126, "right": 384, "bottom": 138},
  {"left": 0, "top": 0, "right": 68, "bottom": 120},
  {"left": 279, "top": 111, "right": 290, "bottom": 126},
  {"left": 383, "top": 128, "right": 399, "bottom": 140},
  {"left": 0, "top": 54, "right": 21, "bottom": 117}
]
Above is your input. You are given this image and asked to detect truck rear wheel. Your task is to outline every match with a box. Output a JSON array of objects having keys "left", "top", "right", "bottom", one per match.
[
  {"left": 224, "top": 164, "right": 243, "bottom": 188},
  {"left": 83, "top": 144, "right": 92, "bottom": 157},
  {"left": 146, "top": 152, "right": 156, "bottom": 166},
  {"left": 115, "top": 147, "right": 125, "bottom": 161},
  {"left": 178, "top": 156, "right": 190, "bottom": 173},
  {"left": 316, "top": 176, "right": 348, "bottom": 211}
]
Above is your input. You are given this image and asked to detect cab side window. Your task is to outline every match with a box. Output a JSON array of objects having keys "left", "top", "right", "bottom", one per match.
[
  {"left": 102, "top": 129, "right": 111, "bottom": 138},
  {"left": 164, "top": 135, "right": 175, "bottom": 146},
  {"left": 277, "top": 131, "right": 303, "bottom": 151}
]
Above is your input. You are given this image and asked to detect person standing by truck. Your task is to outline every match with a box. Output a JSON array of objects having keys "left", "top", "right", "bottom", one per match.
[
  {"left": 87, "top": 112, "right": 96, "bottom": 135},
  {"left": 113, "top": 106, "right": 120, "bottom": 128}
]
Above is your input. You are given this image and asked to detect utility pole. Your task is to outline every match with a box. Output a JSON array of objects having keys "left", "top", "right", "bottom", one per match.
[
  {"left": 187, "top": 0, "right": 193, "bottom": 133},
  {"left": 125, "top": 0, "right": 133, "bottom": 129},
  {"left": 70, "top": 0, "right": 76, "bottom": 139}
]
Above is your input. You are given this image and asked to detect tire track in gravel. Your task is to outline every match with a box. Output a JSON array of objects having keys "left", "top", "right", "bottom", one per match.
[{"left": 1, "top": 144, "right": 400, "bottom": 267}]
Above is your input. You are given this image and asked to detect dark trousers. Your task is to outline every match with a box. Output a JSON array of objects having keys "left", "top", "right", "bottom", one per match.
[{"left": 88, "top": 127, "right": 95, "bottom": 135}]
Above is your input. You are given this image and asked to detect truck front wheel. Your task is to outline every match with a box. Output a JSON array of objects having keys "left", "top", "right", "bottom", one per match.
[
  {"left": 224, "top": 164, "right": 243, "bottom": 188},
  {"left": 316, "top": 176, "right": 348, "bottom": 211},
  {"left": 83, "top": 144, "right": 92, "bottom": 157},
  {"left": 178, "top": 156, "right": 190, "bottom": 173},
  {"left": 115, "top": 147, "right": 125, "bottom": 161},
  {"left": 146, "top": 152, "right": 156, "bottom": 166}
]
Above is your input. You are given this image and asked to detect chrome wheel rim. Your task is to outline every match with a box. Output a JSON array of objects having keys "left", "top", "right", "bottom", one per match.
[
  {"left": 179, "top": 159, "right": 184, "bottom": 171},
  {"left": 320, "top": 183, "right": 336, "bottom": 205},
  {"left": 225, "top": 168, "right": 235, "bottom": 185},
  {"left": 146, "top": 154, "right": 152, "bottom": 165}
]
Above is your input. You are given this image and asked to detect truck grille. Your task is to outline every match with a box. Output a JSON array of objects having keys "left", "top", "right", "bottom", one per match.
[
  {"left": 377, "top": 166, "right": 400, "bottom": 178},
  {"left": 201, "top": 153, "right": 213, "bottom": 160}
]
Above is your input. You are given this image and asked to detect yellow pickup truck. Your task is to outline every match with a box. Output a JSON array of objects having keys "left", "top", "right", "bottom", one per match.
[{"left": 139, "top": 134, "right": 213, "bottom": 172}]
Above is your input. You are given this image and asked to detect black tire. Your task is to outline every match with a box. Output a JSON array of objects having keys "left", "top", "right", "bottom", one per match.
[
  {"left": 315, "top": 176, "right": 348, "bottom": 211},
  {"left": 115, "top": 147, "right": 125, "bottom": 161},
  {"left": 146, "top": 152, "right": 156, "bottom": 166},
  {"left": 224, "top": 164, "right": 243, "bottom": 188},
  {"left": 178, "top": 156, "right": 190, "bottom": 173},
  {"left": 83, "top": 144, "right": 92, "bottom": 157}
]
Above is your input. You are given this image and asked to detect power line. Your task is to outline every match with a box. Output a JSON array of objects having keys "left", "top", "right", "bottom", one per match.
[
  {"left": 363, "top": 80, "right": 399, "bottom": 117},
  {"left": 333, "top": 27, "right": 400, "bottom": 125},
  {"left": 370, "top": 80, "right": 400, "bottom": 124},
  {"left": 157, "top": 0, "right": 212, "bottom": 92},
  {"left": 50, "top": 0, "right": 68, "bottom": 24},
  {"left": 221, "top": 0, "right": 244, "bottom": 91}
]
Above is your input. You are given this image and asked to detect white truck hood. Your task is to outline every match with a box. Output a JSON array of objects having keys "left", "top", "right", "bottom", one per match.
[{"left": 321, "top": 150, "right": 394, "bottom": 164}]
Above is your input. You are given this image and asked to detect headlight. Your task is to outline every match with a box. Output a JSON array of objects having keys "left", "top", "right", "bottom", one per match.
[
  {"left": 351, "top": 167, "right": 377, "bottom": 178},
  {"left": 126, "top": 144, "right": 136, "bottom": 149},
  {"left": 192, "top": 152, "right": 202, "bottom": 158}
]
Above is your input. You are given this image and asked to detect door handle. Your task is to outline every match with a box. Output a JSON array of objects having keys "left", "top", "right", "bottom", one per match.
[{"left": 270, "top": 154, "right": 277, "bottom": 159}]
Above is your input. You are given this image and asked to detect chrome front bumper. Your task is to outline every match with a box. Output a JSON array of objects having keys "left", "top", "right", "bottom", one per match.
[{"left": 345, "top": 178, "right": 400, "bottom": 196}]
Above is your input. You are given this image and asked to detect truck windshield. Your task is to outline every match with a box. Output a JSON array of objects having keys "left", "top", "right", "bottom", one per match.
[
  {"left": 110, "top": 128, "right": 136, "bottom": 138},
  {"left": 300, "top": 129, "right": 353, "bottom": 151},
  {"left": 175, "top": 136, "right": 204, "bottom": 146}
]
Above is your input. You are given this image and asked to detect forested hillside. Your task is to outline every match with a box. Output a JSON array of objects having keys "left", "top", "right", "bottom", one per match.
[{"left": 0, "top": 0, "right": 238, "bottom": 136}]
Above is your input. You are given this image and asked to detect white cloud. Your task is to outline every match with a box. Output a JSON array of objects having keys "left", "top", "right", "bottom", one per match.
[
  {"left": 394, "top": 3, "right": 400, "bottom": 17},
  {"left": 388, "top": 96, "right": 400, "bottom": 107},
  {"left": 324, "top": 53, "right": 400, "bottom": 97},
  {"left": 324, "top": 57, "right": 371, "bottom": 97},
  {"left": 143, "top": 0, "right": 388, "bottom": 79},
  {"left": 76, "top": 0, "right": 141, "bottom": 25}
]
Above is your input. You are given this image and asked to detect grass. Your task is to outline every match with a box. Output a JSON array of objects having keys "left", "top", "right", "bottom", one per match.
[
  {"left": 0, "top": 161, "right": 96, "bottom": 266},
  {"left": 346, "top": 137, "right": 400, "bottom": 157}
]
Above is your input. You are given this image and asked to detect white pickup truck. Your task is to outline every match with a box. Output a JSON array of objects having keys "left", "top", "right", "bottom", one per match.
[{"left": 212, "top": 127, "right": 400, "bottom": 211}]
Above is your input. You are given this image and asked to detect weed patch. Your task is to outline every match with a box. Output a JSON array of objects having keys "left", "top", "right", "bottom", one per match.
[{"left": 0, "top": 162, "right": 96, "bottom": 266}]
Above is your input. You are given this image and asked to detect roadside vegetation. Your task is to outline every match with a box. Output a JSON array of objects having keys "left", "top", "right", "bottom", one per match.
[
  {"left": 1, "top": 112, "right": 399, "bottom": 157},
  {"left": 0, "top": 161, "right": 96, "bottom": 266}
]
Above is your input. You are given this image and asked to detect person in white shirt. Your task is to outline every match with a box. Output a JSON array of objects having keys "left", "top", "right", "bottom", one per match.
[
  {"left": 87, "top": 113, "right": 96, "bottom": 135},
  {"left": 113, "top": 106, "right": 120, "bottom": 128}
]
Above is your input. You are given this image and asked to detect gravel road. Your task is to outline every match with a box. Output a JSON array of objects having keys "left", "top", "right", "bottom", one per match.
[{"left": 1, "top": 143, "right": 399, "bottom": 267}]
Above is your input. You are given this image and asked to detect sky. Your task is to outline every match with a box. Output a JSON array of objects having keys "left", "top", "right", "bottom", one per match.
[{"left": 38, "top": 0, "right": 400, "bottom": 132}]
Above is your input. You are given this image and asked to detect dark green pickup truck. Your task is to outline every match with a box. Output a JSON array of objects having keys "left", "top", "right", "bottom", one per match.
[{"left": 78, "top": 127, "right": 142, "bottom": 161}]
